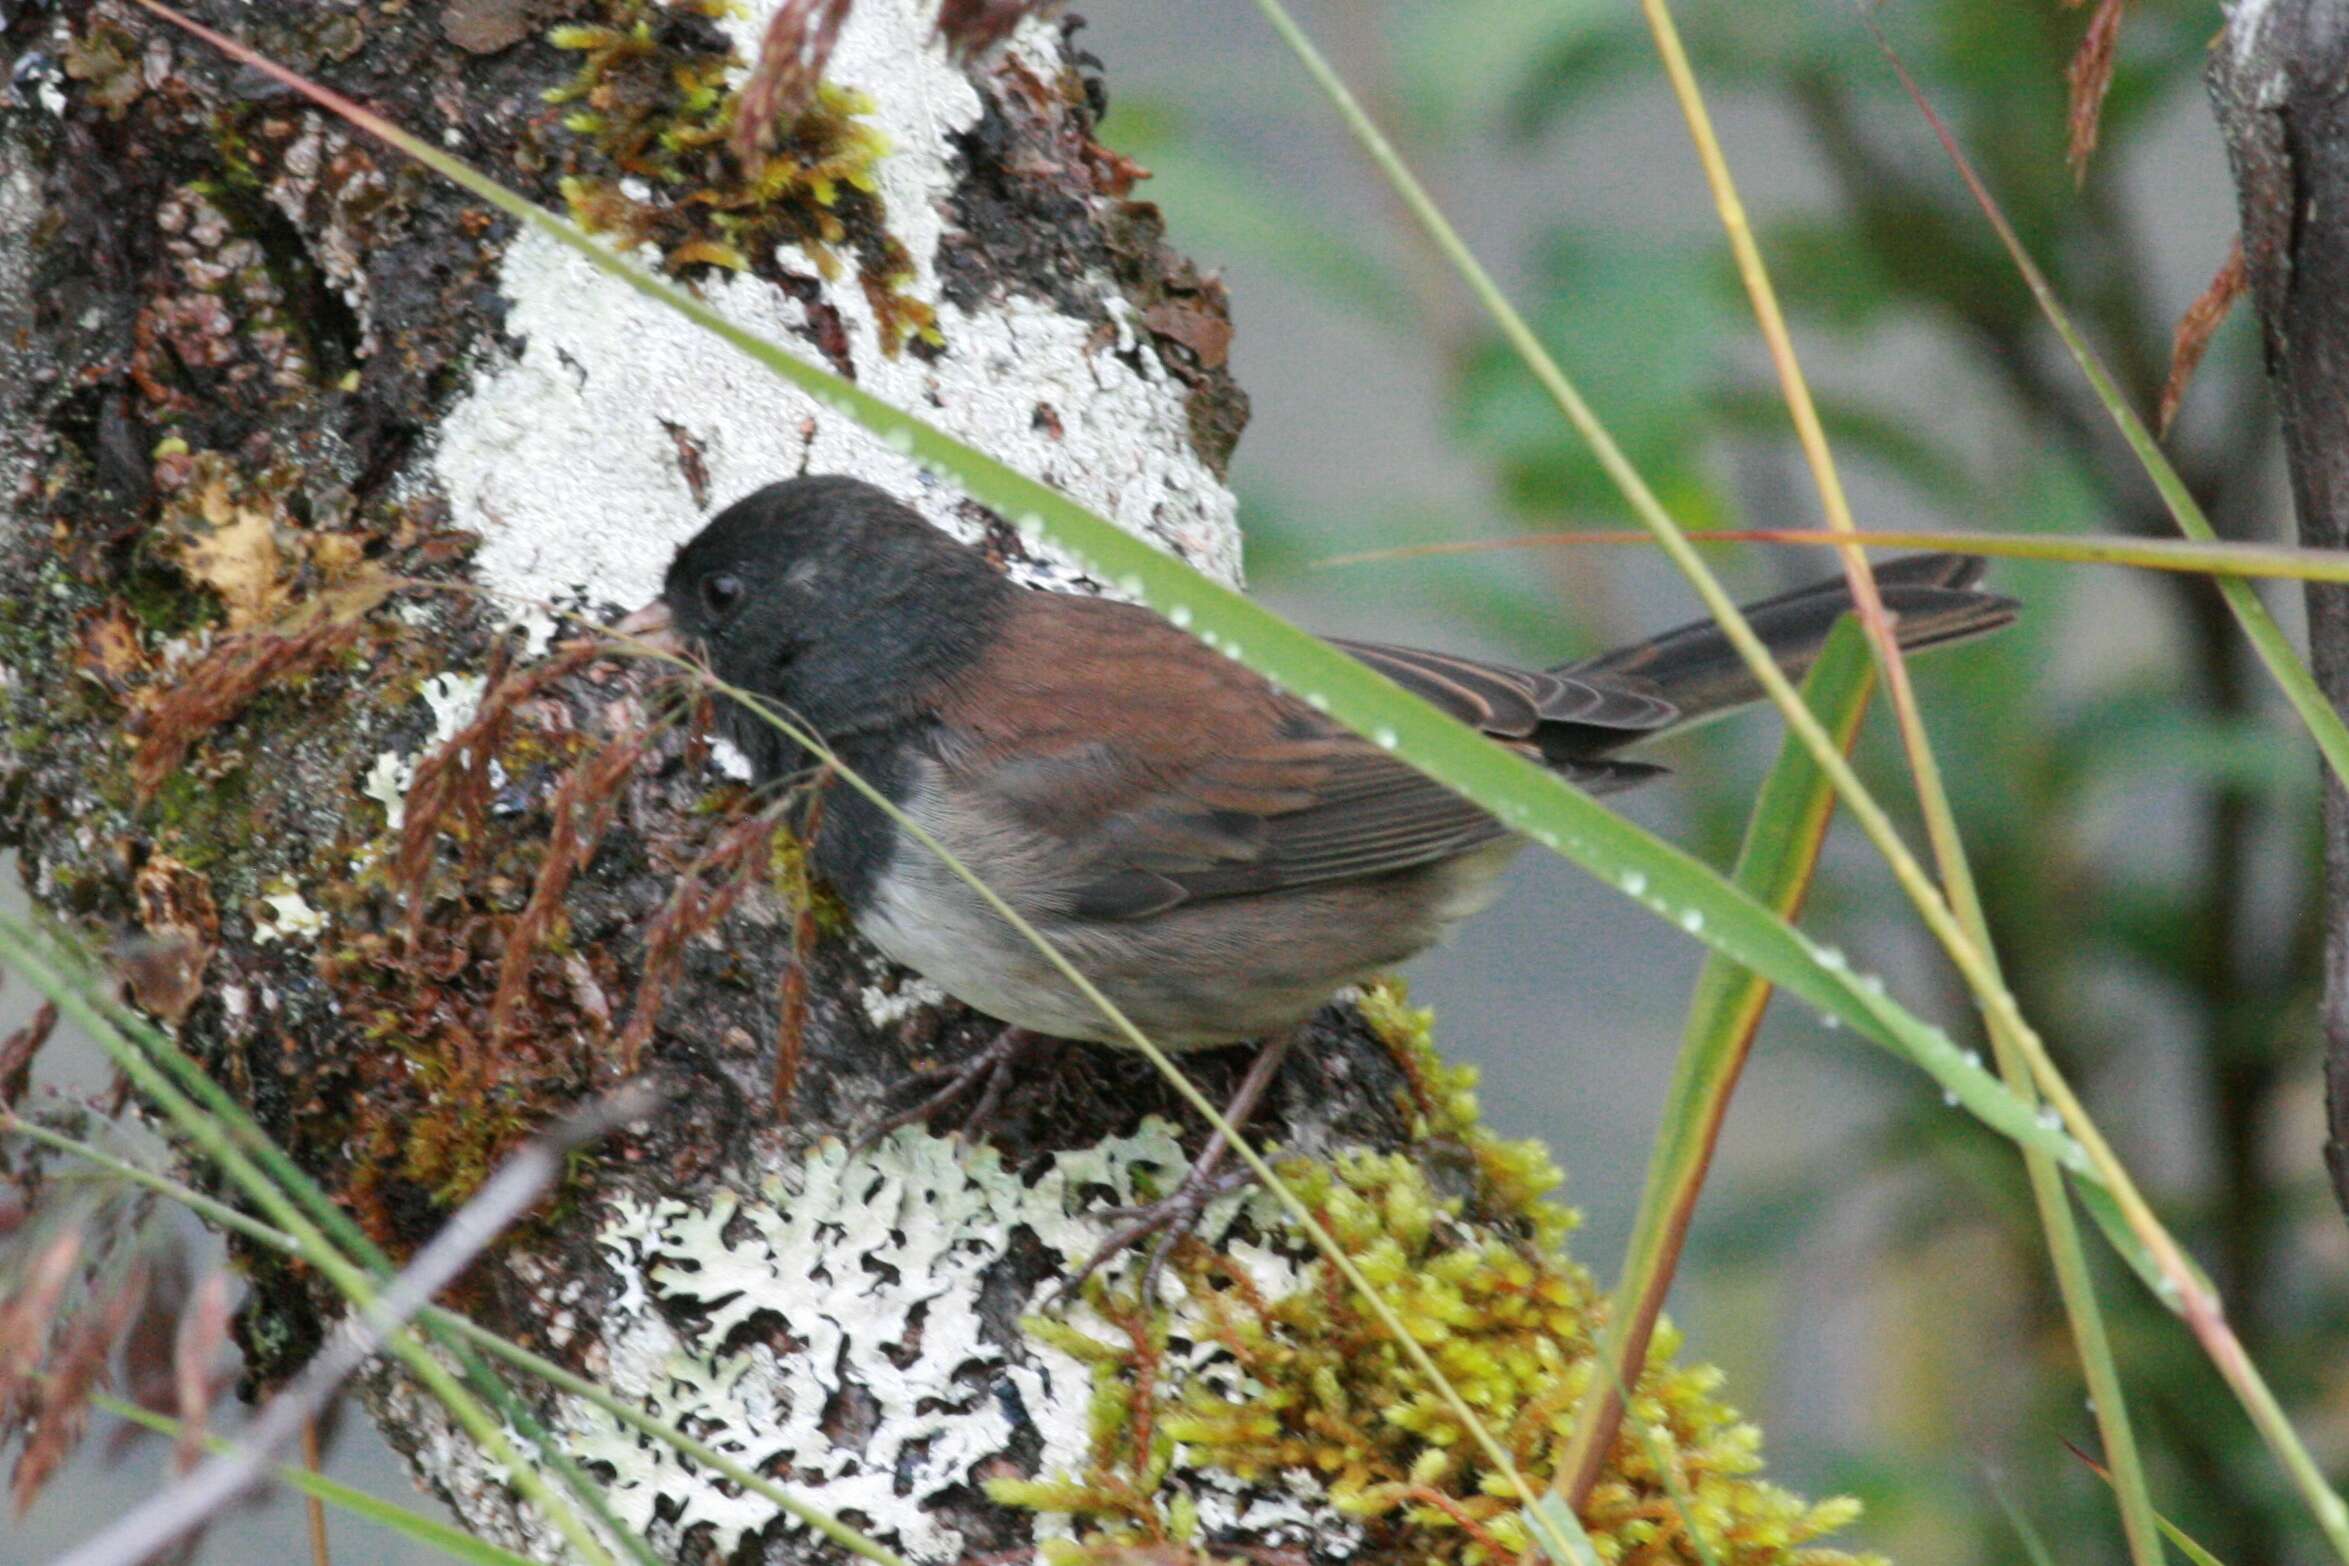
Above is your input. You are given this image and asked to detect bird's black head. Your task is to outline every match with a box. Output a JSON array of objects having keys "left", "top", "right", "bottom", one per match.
[{"left": 656, "top": 476, "right": 1011, "bottom": 776}]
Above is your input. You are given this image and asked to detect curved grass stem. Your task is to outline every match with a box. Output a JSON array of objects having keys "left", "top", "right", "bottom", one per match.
[
  {"left": 1635, "top": 5, "right": 2163, "bottom": 1561},
  {"left": 1246, "top": 0, "right": 2336, "bottom": 1555}
]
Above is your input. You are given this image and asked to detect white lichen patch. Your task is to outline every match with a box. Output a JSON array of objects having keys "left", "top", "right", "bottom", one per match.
[
  {"left": 430, "top": 0, "right": 1240, "bottom": 640},
  {"left": 363, "top": 671, "right": 489, "bottom": 832},
  {"left": 558, "top": 1125, "right": 1350, "bottom": 1562},
  {"left": 860, "top": 975, "right": 947, "bottom": 1027},
  {"left": 253, "top": 888, "right": 326, "bottom": 944}
]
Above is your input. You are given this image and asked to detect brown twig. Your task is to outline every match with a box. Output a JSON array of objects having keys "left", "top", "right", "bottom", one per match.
[
  {"left": 301, "top": 1416, "right": 331, "bottom": 1566},
  {"left": 486, "top": 729, "right": 650, "bottom": 1048},
  {"left": 618, "top": 808, "right": 780, "bottom": 1076},
  {"left": 396, "top": 638, "right": 599, "bottom": 944},
  {"left": 129, "top": 622, "right": 363, "bottom": 801}
]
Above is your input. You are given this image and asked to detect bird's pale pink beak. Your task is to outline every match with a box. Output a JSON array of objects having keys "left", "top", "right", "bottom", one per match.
[{"left": 615, "top": 598, "right": 686, "bottom": 655}]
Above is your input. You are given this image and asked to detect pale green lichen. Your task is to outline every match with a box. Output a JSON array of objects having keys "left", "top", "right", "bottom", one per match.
[{"left": 994, "top": 980, "right": 1884, "bottom": 1566}]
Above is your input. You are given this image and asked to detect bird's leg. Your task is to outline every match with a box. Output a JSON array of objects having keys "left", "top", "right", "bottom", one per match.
[
  {"left": 855, "top": 1025, "right": 1051, "bottom": 1151},
  {"left": 1058, "top": 1030, "right": 1297, "bottom": 1304}
]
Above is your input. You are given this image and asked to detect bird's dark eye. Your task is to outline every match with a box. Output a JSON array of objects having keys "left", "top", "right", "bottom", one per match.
[{"left": 701, "top": 573, "right": 744, "bottom": 616}]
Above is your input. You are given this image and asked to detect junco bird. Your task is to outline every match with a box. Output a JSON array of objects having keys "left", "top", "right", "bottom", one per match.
[{"left": 622, "top": 476, "right": 2015, "bottom": 1276}]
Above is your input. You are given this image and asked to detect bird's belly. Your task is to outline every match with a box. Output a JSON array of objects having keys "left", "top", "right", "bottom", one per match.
[{"left": 852, "top": 829, "right": 1524, "bottom": 1049}]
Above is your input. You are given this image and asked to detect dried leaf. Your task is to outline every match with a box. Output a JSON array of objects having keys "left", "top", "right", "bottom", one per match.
[
  {"left": 73, "top": 602, "right": 154, "bottom": 690},
  {"left": 177, "top": 475, "right": 289, "bottom": 633},
  {"left": 2159, "top": 235, "right": 2246, "bottom": 438},
  {"left": 1141, "top": 299, "right": 1234, "bottom": 370},
  {"left": 442, "top": 0, "right": 555, "bottom": 54},
  {"left": 0, "top": 1232, "right": 81, "bottom": 1429},
  {"left": 121, "top": 856, "right": 220, "bottom": 1024},
  {"left": 171, "top": 1274, "right": 233, "bottom": 1473},
  {"left": 2064, "top": 0, "right": 2126, "bottom": 183},
  {"left": 730, "top": 0, "right": 852, "bottom": 164},
  {"left": 117, "top": 1252, "right": 187, "bottom": 1430},
  {"left": 935, "top": 0, "right": 1059, "bottom": 58},
  {"left": 0, "top": 1002, "right": 56, "bottom": 1109},
  {"left": 11, "top": 1262, "right": 143, "bottom": 1515}
]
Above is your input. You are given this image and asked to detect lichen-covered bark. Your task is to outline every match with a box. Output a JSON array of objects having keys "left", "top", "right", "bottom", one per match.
[{"left": 0, "top": 5, "right": 1870, "bottom": 1564}]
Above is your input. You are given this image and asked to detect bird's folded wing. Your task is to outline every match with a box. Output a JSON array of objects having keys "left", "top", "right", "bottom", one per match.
[{"left": 947, "top": 598, "right": 1669, "bottom": 921}]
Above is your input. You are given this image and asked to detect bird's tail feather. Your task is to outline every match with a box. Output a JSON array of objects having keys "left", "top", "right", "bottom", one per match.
[{"left": 1558, "top": 552, "right": 2018, "bottom": 728}]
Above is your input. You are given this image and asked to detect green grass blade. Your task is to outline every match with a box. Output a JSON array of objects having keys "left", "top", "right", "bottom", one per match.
[
  {"left": 0, "top": 920, "right": 672, "bottom": 1566},
  {"left": 2071, "top": 1441, "right": 2235, "bottom": 1566},
  {"left": 120, "top": 0, "right": 2101, "bottom": 1196},
  {"left": 1866, "top": 27, "right": 2349, "bottom": 1560},
  {"left": 1868, "top": 26, "right": 2349, "bottom": 789},
  {"left": 1315, "top": 526, "right": 2349, "bottom": 584},
  {"left": 1521, "top": 1497, "right": 1606, "bottom": 1566},
  {"left": 1992, "top": 1475, "right": 2064, "bottom": 1566},
  {"left": 1558, "top": 618, "right": 1876, "bottom": 1504},
  {"left": 91, "top": 1393, "right": 539, "bottom": 1566},
  {"left": 0, "top": 918, "right": 633, "bottom": 1566},
  {"left": 7, "top": 1115, "right": 914, "bottom": 1566}
]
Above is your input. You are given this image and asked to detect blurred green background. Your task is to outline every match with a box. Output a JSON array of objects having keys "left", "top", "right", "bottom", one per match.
[{"left": 13, "top": 2, "right": 2345, "bottom": 1563}]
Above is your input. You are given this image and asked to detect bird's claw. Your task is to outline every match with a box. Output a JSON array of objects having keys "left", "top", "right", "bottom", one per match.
[
  {"left": 1053, "top": 1161, "right": 1256, "bottom": 1308},
  {"left": 852, "top": 1026, "right": 1047, "bottom": 1154}
]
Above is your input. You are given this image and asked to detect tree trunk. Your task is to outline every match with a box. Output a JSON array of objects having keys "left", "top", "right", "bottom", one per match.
[
  {"left": 2206, "top": 0, "right": 2349, "bottom": 1224},
  {"left": 0, "top": 4, "right": 1870, "bottom": 1563}
]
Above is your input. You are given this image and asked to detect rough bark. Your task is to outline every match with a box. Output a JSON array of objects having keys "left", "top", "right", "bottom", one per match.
[
  {"left": 0, "top": 5, "right": 1872, "bottom": 1564},
  {"left": 2207, "top": 0, "right": 2349, "bottom": 1224},
  {"left": 0, "top": 1, "right": 1313, "bottom": 1555}
]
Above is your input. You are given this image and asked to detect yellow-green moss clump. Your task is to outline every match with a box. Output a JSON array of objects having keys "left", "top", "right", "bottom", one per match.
[
  {"left": 545, "top": 0, "right": 940, "bottom": 353},
  {"left": 996, "top": 982, "right": 1881, "bottom": 1566}
]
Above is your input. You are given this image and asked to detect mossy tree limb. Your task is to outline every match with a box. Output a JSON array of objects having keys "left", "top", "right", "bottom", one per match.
[{"left": 4, "top": 3, "right": 1864, "bottom": 1562}]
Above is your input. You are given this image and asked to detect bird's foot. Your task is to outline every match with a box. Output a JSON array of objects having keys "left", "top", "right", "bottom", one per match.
[
  {"left": 1053, "top": 1029, "right": 1299, "bottom": 1307},
  {"left": 854, "top": 1026, "right": 1049, "bottom": 1152},
  {"left": 1056, "top": 1159, "right": 1258, "bottom": 1306}
]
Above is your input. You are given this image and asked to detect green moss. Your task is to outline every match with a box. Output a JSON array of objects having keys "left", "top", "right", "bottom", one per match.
[
  {"left": 118, "top": 559, "right": 223, "bottom": 638},
  {"left": 545, "top": 0, "right": 941, "bottom": 354},
  {"left": 768, "top": 820, "right": 850, "bottom": 936},
  {"left": 996, "top": 982, "right": 1883, "bottom": 1566},
  {"left": 147, "top": 766, "right": 254, "bottom": 874}
]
